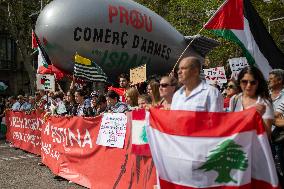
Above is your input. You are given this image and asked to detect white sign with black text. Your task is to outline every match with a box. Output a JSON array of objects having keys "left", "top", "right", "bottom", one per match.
[{"left": 203, "top": 67, "right": 227, "bottom": 84}]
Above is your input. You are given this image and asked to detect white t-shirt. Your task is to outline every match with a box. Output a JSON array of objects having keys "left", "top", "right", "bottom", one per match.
[{"left": 229, "top": 93, "right": 274, "bottom": 120}]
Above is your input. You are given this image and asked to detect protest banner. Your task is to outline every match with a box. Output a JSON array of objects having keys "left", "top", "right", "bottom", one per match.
[
  {"left": 5, "top": 110, "right": 43, "bottom": 155},
  {"left": 228, "top": 57, "right": 249, "bottom": 79},
  {"left": 203, "top": 66, "right": 227, "bottom": 84},
  {"left": 36, "top": 74, "right": 55, "bottom": 91},
  {"left": 41, "top": 114, "right": 156, "bottom": 189}
]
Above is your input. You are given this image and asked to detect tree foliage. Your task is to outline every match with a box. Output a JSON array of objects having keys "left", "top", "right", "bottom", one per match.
[
  {"left": 137, "top": 0, "right": 284, "bottom": 68},
  {"left": 0, "top": 0, "right": 282, "bottom": 91},
  {"left": 0, "top": 0, "right": 51, "bottom": 93}
]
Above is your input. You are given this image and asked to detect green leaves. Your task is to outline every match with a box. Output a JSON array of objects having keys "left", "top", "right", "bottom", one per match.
[{"left": 137, "top": 0, "right": 284, "bottom": 68}]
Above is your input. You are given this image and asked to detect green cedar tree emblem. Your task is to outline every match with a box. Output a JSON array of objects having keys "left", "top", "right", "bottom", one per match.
[
  {"left": 197, "top": 139, "right": 248, "bottom": 183},
  {"left": 139, "top": 125, "right": 148, "bottom": 143}
]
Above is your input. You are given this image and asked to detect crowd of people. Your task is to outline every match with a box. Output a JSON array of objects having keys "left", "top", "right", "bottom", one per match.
[{"left": 0, "top": 56, "right": 283, "bottom": 187}]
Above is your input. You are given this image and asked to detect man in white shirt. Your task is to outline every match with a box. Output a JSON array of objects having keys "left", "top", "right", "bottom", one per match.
[{"left": 171, "top": 56, "right": 223, "bottom": 112}]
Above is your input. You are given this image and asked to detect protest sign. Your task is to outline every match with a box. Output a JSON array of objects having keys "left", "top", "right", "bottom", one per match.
[
  {"left": 228, "top": 57, "right": 249, "bottom": 79},
  {"left": 96, "top": 113, "right": 127, "bottom": 148},
  {"left": 203, "top": 66, "right": 227, "bottom": 84},
  {"left": 36, "top": 74, "right": 55, "bottom": 91},
  {"left": 130, "top": 64, "right": 147, "bottom": 85}
]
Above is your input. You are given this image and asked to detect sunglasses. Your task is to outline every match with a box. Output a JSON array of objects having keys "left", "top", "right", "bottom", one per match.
[
  {"left": 227, "top": 85, "right": 236, "bottom": 89},
  {"left": 159, "top": 83, "right": 173, "bottom": 88},
  {"left": 240, "top": 80, "right": 257, "bottom": 86}
]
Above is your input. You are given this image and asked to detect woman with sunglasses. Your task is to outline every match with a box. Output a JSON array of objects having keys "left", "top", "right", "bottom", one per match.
[
  {"left": 158, "top": 76, "right": 178, "bottom": 109},
  {"left": 229, "top": 66, "right": 274, "bottom": 136},
  {"left": 224, "top": 80, "right": 241, "bottom": 111}
]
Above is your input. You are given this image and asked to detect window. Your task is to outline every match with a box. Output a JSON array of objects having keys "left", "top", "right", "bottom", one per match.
[{"left": 0, "top": 34, "right": 16, "bottom": 70}]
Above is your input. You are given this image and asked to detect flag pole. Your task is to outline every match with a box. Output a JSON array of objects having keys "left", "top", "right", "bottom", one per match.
[
  {"left": 169, "top": 0, "right": 227, "bottom": 76},
  {"left": 170, "top": 27, "right": 205, "bottom": 75}
]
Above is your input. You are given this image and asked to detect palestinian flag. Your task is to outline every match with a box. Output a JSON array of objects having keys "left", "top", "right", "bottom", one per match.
[
  {"left": 147, "top": 108, "right": 280, "bottom": 189},
  {"left": 204, "top": 0, "right": 284, "bottom": 78},
  {"left": 37, "top": 47, "right": 49, "bottom": 72},
  {"left": 33, "top": 31, "right": 52, "bottom": 74},
  {"left": 131, "top": 109, "right": 151, "bottom": 156}
]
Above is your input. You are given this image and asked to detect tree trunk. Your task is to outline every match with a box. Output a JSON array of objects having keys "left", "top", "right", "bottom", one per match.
[{"left": 17, "top": 41, "right": 36, "bottom": 94}]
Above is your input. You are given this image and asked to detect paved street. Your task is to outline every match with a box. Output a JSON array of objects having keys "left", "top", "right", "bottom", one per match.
[{"left": 0, "top": 139, "right": 85, "bottom": 189}]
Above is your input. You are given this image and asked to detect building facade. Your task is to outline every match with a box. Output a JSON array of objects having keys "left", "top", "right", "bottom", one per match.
[{"left": 0, "top": 33, "right": 30, "bottom": 96}]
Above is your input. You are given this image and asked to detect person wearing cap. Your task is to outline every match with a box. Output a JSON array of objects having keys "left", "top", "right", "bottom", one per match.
[{"left": 171, "top": 57, "right": 223, "bottom": 112}]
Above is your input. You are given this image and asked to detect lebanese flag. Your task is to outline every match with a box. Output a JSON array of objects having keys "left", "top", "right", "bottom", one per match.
[
  {"left": 147, "top": 108, "right": 280, "bottom": 189},
  {"left": 204, "top": 0, "right": 284, "bottom": 79},
  {"left": 131, "top": 109, "right": 151, "bottom": 156}
]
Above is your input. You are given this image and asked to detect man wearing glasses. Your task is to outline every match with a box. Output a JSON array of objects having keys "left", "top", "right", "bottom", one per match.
[{"left": 171, "top": 56, "right": 223, "bottom": 112}]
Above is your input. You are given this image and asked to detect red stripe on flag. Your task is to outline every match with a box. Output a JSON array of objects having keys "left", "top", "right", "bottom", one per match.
[
  {"left": 149, "top": 108, "right": 266, "bottom": 137},
  {"left": 32, "top": 31, "right": 38, "bottom": 49},
  {"left": 159, "top": 178, "right": 280, "bottom": 189},
  {"left": 132, "top": 144, "right": 151, "bottom": 157},
  {"left": 204, "top": 0, "right": 244, "bottom": 30},
  {"left": 132, "top": 109, "right": 146, "bottom": 120}
]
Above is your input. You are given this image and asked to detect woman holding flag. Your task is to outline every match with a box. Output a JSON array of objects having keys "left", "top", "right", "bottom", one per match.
[{"left": 229, "top": 66, "right": 274, "bottom": 136}]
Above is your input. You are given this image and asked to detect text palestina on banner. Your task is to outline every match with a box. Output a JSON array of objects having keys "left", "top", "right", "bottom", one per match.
[{"left": 43, "top": 122, "right": 93, "bottom": 149}]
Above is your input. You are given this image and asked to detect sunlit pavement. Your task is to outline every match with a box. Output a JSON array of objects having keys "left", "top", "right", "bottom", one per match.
[{"left": 0, "top": 139, "right": 86, "bottom": 189}]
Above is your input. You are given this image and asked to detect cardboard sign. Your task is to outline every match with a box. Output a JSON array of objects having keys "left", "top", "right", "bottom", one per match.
[
  {"left": 36, "top": 74, "right": 55, "bottom": 91},
  {"left": 203, "top": 67, "right": 227, "bottom": 84},
  {"left": 228, "top": 57, "right": 249, "bottom": 79},
  {"left": 96, "top": 113, "right": 127, "bottom": 148},
  {"left": 130, "top": 64, "right": 147, "bottom": 85}
]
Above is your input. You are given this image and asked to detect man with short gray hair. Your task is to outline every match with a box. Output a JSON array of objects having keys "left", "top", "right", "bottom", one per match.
[
  {"left": 268, "top": 69, "right": 284, "bottom": 112},
  {"left": 171, "top": 56, "right": 223, "bottom": 112}
]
